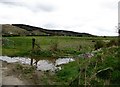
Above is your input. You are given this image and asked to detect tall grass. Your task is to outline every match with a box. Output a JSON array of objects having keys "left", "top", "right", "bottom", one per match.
[{"left": 2, "top": 36, "right": 95, "bottom": 57}]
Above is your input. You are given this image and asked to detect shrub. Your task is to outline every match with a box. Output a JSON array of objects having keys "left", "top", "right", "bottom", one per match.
[
  {"left": 94, "top": 40, "right": 104, "bottom": 50},
  {"left": 16, "top": 64, "right": 23, "bottom": 70},
  {"left": 31, "top": 49, "right": 52, "bottom": 57},
  {"left": 78, "top": 44, "right": 82, "bottom": 51},
  {"left": 22, "top": 66, "right": 35, "bottom": 74},
  {"left": 50, "top": 41, "right": 58, "bottom": 52},
  {"left": 106, "top": 39, "right": 118, "bottom": 47}
]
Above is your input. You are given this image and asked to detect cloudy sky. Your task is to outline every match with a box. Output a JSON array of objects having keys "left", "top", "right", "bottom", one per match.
[{"left": 0, "top": 0, "right": 119, "bottom": 36}]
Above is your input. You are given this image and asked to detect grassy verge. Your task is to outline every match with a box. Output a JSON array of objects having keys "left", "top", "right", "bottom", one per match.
[
  {"left": 3, "top": 36, "right": 117, "bottom": 57},
  {"left": 2, "top": 36, "right": 120, "bottom": 85},
  {"left": 56, "top": 46, "right": 120, "bottom": 85},
  {"left": 2, "top": 36, "right": 95, "bottom": 57}
]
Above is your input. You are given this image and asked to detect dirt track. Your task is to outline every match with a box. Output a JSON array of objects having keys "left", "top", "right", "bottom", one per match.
[{"left": 1, "top": 61, "right": 26, "bottom": 85}]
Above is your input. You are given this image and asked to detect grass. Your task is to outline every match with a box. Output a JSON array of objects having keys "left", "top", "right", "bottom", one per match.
[
  {"left": 2, "top": 36, "right": 97, "bottom": 57},
  {"left": 55, "top": 46, "right": 120, "bottom": 85},
  {"left": 2, "top": 36, "right": 118, "bottom": 59},
  {"left": 56, "top": 61, "right": 79, "bottom": 84},
  {"left": 2, "top": 36, "right": 32, "bottom": 56},
  {"left": 2, "top": 36, "right": 120, "bottom": 85}
]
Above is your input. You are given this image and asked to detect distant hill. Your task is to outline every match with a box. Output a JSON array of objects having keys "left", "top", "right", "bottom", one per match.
[
  {"left": 2, "top": 24, "right": 47, "bottom": 36},
  {"left": 2, "top": 24, "right": 95, "bottom": 37},
  {"left": 2, "top": 24, "right": 29, "bottom": 35}
]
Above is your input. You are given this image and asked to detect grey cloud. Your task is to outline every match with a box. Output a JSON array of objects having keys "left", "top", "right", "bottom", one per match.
[
  {"left": 97, "top": 27, "right": 113, "bottom": 33},
  {"left": 101, "top": 1, "right": 117, "bottom": 10},
  {"left": 63, "top": 24, "right": 84, "bottom": 29},
  {"left": 0, "top": 0, "right": 19, "bottom": 5},
  {"left": 0, "top": 0, "right": 55, "bottom": 12},
  {"left": 35, "top": 4, "right": 54, "bottom": 12},
  {"left": 43, "top": 23, "right": 59, "bottom": 28},
  {"left": 119, "top": 1, "right": 120, "bottom": 23},
  {"left": 43, "top": 23, "right": 84, "bottom": 29}
]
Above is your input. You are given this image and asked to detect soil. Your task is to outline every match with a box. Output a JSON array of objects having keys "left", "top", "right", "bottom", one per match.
[
  {"left": 1, "top": 61, "right": 56, "bottom": 85},
  {"left": 1, "top": 61, "right": 30, "bottom": 85}
]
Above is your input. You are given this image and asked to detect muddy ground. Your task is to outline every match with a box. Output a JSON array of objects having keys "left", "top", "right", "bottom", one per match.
[
  {"left": 1, "top": 61, "right": 54, "bottom": 85},
  {"left": 2, "top": 61, "right": 29, "bottom": 85}
]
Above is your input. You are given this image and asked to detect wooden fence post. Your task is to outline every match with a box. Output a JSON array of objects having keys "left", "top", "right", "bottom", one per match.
[
  {"left": 31, "top": 38, "right": 35, "bottom": 66},
  {"left": 118, "top": 29, "right": 120, "bottom": 46}
]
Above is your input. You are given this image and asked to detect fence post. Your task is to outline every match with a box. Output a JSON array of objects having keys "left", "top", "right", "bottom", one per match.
[
  {"left": 118, "top": 29, "right": 120, "bottom": 46},
  {"left": 31, "top": 38, "right": 35, "bottom": 66}
]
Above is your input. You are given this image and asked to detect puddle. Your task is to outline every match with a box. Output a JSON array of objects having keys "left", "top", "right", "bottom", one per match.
[
  {"left": 0, "top": 56, "right": 74, "bottom": 72},
  {"left": 37, "top": 60, "right": 57, "bottom": 71},
  {"left": 55, "top": 58, "right": 74, "bottom": 66},
  {"left": 0, "top": 56, "right": 34, "bottom": 64}
]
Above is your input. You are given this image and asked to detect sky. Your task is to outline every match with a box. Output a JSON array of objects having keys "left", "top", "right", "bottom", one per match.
[{"left": 0, "top": 0, "right": 119, "bottom": 36}]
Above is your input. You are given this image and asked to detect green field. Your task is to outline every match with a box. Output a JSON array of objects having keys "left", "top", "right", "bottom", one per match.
[
  {"left": 2, "top": 36, "right": 94, "bottom": 57},
  {"left": 2, "top": 36, "right": 117, "bottom": 57},
  {"left": 2, "top": 36, "right": 120, "bottom": 85}
]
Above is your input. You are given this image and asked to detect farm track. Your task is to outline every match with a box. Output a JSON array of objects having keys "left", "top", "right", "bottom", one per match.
[{"left": 1, "top": 61, "right": 27, "bottom": 85}]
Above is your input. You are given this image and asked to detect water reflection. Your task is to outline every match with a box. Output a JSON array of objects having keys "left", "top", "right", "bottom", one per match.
[
  {"left": 55, "top": 58, "right": 74, "bottom": 66},
  {"left": 0, "top": 56, "right": 74, "bottom": 72}
]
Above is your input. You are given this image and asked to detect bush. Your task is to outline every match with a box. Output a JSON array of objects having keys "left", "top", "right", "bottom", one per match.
[
  {"left": 78, "top": 44, "right": 82, "bottom": 51},
  {"left": 31, "top": 49, "right": 52, "bottom": 57},
  {"left": 106, "top": 39, "right": 118, "bottom": 47},
  {"left": 22, "top": 66, "right": 35, "bottom": 74},
  {"left": 50, "top": 41, "right": 58, "bottom": 52},
  {"left": 94, "top": 40, "right": 104, "bottom": 50},
  {"left": 16, "top": 64, "right": 23, "bottom": 70}
]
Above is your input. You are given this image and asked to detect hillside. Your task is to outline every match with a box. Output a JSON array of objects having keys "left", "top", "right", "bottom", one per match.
[
  {"left": 2, "top": 24, "right": 95, "bottom": 37},
  {"left": 2, "top": 24, "right": 47, "bottom": 36},
  {"left": 2, "top": 24, "right": 29, "bottom": 35}
]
